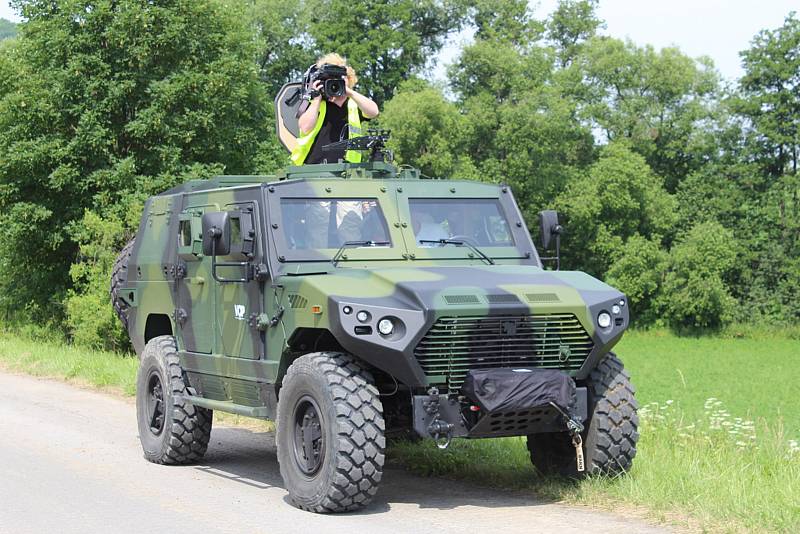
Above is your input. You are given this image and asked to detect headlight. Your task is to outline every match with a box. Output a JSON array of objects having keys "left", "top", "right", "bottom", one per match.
[
  {"left": 356, "top": 310, "right": 370, "bottom": 323},
  {"left": 611, "top": 304, "right": 621, "bottom": 315},
  {"left": 377, "top": 318, "right": 394, "bottom": 336},
  {"left": 597, "top": 311, "right": 612, "bottom": 329}
]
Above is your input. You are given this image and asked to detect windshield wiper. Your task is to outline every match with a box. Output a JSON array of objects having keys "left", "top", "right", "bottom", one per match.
[
  {"left": 418, "top": 239, "right": 495, "bottom": 265},
  {"left": 332, "top": 240, "right": 391, "bottom": 266}
]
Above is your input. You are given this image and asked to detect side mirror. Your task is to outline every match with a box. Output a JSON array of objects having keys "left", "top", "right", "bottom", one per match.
[
  {"left": 539, "top": 210, "right": 563, "bottom": 250},
  {"left": 202, "top": 211, "right": 231, "bottom": 256},
  {"left": 538, "top": 210, "right": 563, "bottom": 270}
]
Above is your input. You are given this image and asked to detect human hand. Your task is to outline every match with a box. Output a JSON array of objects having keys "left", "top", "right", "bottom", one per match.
[
  {"left": 310, "top": 79, "right": 323, "bottom": 99},
  {"left": 344, "top": 76, "right": 353, "bottom": 97}
]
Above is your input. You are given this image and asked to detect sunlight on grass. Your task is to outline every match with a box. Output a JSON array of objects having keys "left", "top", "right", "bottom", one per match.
[{"left": 0, "top": 331, "right": 138, "bottom": 395}]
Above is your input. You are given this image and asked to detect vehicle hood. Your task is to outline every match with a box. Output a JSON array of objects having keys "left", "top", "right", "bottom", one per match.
[{"left": 283, "top": 264, "right": 623, "bottom": 312}]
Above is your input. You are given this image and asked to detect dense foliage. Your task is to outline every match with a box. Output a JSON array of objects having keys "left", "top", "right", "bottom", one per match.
[{"left": 0, "top": 1, "right": 798, "bottom": 348}]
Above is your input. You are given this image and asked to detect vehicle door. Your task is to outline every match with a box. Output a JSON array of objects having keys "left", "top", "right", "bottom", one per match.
[
  {"left": 213, "top": 203, "right": 265, "bottom": 360},
  {"left": 175, "top": 203, "right": 216, "bottom": 354}
]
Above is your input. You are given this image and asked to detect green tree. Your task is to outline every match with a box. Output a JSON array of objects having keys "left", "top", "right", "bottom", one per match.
[
  {"left": 443, "top": 7, "right": 594, "bottom": 228},
  {"left": 547, "top": 0, "right": 602, "bottom": 67},
  {"left": 468, "top": 0, "right": 539, "bottom": 46},
  {"left": 305, "top": 0, "right": 469, "bottom": 105},
  {"left": 576, "top": 37, "right": 719, "bottom": 191},
  {"left": 556, "top": 142, "right": 676, "bottom": 276},
  {"left": 380, "top": 79, "right": 473, "bottom": 178},
  {"left": 249, "top": 0, "right": 315, "bottom": 97},
  {"left": 722, "top": 12, "right": 800, "bottom": 324},
  {"left": 737, "top": 12, "right": 800, "bottom": 178},
  {"left": 0, "top": 0, "right": 268, "bottom": 325}
]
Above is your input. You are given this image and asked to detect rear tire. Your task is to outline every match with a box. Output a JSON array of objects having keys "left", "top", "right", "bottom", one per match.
[
  {"left": 110, "top": 237, "right": 135, "bottom": 330},
  {"left": 527, "top": 352, "right": 639, "bottom": 477},
  {"left": 136, "top": 335, "right": 213, "bottom": 464},
  {"left": 277, "top": 352, "right": 385, "bottom": 513}
]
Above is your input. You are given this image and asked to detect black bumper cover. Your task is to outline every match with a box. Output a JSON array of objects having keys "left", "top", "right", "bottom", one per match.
[{"left": 413, "top": 369, "right": 587, "bottom": 439}]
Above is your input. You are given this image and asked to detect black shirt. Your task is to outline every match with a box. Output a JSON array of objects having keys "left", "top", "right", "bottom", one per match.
[{"left": 305, "top": 100, "right": 365, "bottom": 164}]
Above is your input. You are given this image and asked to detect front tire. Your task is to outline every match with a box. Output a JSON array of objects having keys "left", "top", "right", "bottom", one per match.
[
  {"left": 136, "top": 335, "right": 213, "bottom": 464},
  {"left": 277, "top": 352, "right": 385, "bottom": 513},
  {"left": 527, "top": 352, "right": 639, "bottom": 477}
]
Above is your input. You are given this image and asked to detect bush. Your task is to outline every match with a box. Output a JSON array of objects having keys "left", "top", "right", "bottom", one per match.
[
  {"left": 661, "top": 220, "right": 738, "bottom": 330},
  {"left": 605, "top": 234, "right": 668, "bottom": 324},
  {"left": 63, "top": 211, "right": 130, "bottom": 351}
]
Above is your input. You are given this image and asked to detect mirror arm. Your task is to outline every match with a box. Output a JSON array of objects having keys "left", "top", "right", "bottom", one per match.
[
  {"left": 554, "top": 224, "right": 562, "bottom": 271},
  {"left": 539, "top": 223, "right": 563, "bottom": 271},
  {"left": 209, "top": 226, "right": 251, "bottom": 283}
]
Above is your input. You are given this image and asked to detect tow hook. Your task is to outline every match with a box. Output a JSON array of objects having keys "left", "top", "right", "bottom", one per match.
[
  {"left": 423, "top": 387, "right": 454, "bottom": 449},
  {"left": 550, "top": 401, "right": 586, "bottom": 472}
]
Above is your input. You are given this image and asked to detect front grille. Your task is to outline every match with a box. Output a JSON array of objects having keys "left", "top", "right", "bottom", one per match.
[{"left": 414, "top": 314, "right": 593, "bottom": 394}]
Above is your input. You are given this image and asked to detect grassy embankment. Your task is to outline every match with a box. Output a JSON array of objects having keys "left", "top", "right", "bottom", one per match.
[{"left": 1, "top": 327, "right": 798, "bottom": 531}]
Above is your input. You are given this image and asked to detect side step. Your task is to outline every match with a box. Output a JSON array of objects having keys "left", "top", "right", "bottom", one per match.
[{"left": 178, "top": 395, "right": 271, "bottom": 419}]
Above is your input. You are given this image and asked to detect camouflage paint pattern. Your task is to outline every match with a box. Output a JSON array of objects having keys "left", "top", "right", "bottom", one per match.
[{"left": 119, "top": 162, "right": 629, "bottom": 420}]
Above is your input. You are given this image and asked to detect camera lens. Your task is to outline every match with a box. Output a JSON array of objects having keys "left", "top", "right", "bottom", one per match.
[{"left": 324, "top": 79, "right": 344, "bottom": 97}]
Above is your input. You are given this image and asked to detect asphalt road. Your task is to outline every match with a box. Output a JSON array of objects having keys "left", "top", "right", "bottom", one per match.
[{"left": 0, "top": 371, "right": 669, "bottom": 534}]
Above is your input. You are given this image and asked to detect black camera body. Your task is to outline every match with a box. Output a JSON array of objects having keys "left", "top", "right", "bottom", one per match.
[{"left": 308, "top": 63, "right": 347, "bottom": 98}]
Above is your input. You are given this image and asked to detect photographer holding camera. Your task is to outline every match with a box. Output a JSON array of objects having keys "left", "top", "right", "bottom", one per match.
[{"left": 291, "top": 53, "right": 379, "bottom": 165}]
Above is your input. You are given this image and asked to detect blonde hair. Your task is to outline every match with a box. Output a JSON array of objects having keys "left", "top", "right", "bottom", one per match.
[{"left": 316, "top": 53, "right": 358, "bottom": 88}]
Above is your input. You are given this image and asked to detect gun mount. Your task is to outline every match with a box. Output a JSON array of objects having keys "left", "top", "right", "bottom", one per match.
[{"left": 322, "top": 129, "right": 392, "bottom": 162}]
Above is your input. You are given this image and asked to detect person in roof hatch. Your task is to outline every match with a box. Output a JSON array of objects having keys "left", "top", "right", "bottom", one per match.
[{"left": 291, "top": 53, "right": 380, "bottom": 165}]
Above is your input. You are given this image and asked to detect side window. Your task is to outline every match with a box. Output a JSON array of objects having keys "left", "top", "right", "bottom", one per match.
[
  {"left": 177, "top": 211, "right": 203, "bottom": 260},
  {"left": 179, "top": 219, "right": 192, "bottom": 247},
  {"left": 226, "top": 209, "right": 256, "bottom": 260}
]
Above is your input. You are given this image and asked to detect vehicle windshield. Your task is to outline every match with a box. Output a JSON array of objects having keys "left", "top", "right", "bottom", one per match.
[
  {"left": 280, "top": 198, "right": 392, "bottom": 250},
  {"left": 409, "top": 198, "right": 515, "bottom": 248}
]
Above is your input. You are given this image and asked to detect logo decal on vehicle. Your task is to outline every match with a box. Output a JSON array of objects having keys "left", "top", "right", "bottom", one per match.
[{"left": 234, "top": 304, "right": 246, "bottom": 320}]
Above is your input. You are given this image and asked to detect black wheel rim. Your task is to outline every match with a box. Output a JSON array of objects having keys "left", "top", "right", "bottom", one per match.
[
  {"left": 292, "top": 396, "right": 325, "bottom": 476},
  {"left": 146, "top": 371, "right": 166, "bottom": 435}
]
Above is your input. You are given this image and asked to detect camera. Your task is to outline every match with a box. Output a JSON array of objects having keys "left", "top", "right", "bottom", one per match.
[{"left": 308, "top": 63, "right": 347, "bottom": 98}]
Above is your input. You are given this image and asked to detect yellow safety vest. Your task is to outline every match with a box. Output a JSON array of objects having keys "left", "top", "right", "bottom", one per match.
[{"left": 290, "top": 99, "right": 362, "bottom": 165}]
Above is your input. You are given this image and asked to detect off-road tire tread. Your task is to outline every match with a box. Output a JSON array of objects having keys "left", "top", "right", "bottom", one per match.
[
  {"left": 142, "top": 335, "right": 212, "bottom": 465},
  {"left": 279, "top": 352, "right": 385, "bottom": 513},
  {"left": 585, "top": 352, "right": 639, "bottom": 474},
  {"left": 526, "top": 352, "right": 638, "bottom": 476},
  {"left": 110, "top": 237, "right": 135, "bottom": 330}
]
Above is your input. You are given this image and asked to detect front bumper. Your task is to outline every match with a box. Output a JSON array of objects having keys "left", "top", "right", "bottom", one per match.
[{"left": 412, "top": 384, "right": 588, "bottom": 440}]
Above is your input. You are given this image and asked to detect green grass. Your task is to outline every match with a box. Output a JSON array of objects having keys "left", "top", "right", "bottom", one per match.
[
  {"left": 0, "top": 330, "right": 138, "bottom": 395},
  {"left": 620, "top": 329, "right": 800, "bottom": 433},
  {"left": 1, "top": 327, "right": 798, "bottom": 531}
]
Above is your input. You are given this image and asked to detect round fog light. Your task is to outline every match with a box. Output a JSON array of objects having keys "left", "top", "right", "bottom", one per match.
[
  {"left": 342, "top": 305, "right": 352, "bottom": 315},
  {"left": 377, "top": 318, "right": 394, "bottom": 336},
  {"left": 597, "top": 311, "right": 612, "bottom": 329},
  {"left": 612, "top": 304, "right": 621, "bottom": 315},
  {"left": 356, "top": 310, "right": 370, "bottom": 323}
]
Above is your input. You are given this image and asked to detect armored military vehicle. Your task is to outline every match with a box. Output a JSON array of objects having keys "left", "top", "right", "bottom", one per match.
[{"left": 111, "top": 84, "right": 638, "bottom": 513}]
